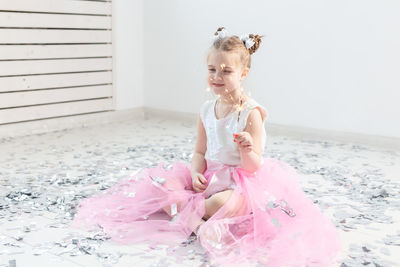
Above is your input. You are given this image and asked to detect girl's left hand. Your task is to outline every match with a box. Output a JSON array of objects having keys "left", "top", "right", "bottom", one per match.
[{"left": 233, "top": 132, "right": 253, "bottom": 153}]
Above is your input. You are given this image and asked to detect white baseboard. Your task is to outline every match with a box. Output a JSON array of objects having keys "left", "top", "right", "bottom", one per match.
[
  {"left": 143, "top": 106, "right": 197, "bottom": 122},
  {"left": 0, "top": 107, "right": 145, "bottom": 139},
  {"left": 266, "top": 123, "right": 400, "bottom": 150},
  {"left": 1, "top": 106, "right": 399, "bottom": 150},
  {"left": 144, "top": 106, "right": 400, "bottom": 150}
]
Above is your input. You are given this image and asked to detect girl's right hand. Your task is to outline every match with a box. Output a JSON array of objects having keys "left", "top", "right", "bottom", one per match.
[{"left": 191, "top": 172, "right": 208, "bottom": 193}]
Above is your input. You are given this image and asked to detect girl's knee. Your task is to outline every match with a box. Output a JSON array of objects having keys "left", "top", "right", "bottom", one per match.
[{"left": 204, "top": 190, "right": 234, "bottom": 218}]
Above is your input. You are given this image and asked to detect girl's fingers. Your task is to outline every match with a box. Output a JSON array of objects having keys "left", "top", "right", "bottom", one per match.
[
  {"left": 194, "top": 187, "right": 200, "bottom": 193},
  {"left": 196, "top": 180, "right": 206, "bottom": 189},
  {"left": 199, "top": 183, "right": 207, "bottom": 190},
  {"left": 234, "top": 137, "right": 243, "bottom": 143},
  {"left": 198, "top": 175, "right": 207, "bottom": 184},
  {"left": 193, "top": 184, "right": 200, "bottom": 192},
  {"left": 233, "top": 133, "right": 242, "bottom": 141},
  {"left": 235, "top": 139, "right": 249, "bottom": 146}
]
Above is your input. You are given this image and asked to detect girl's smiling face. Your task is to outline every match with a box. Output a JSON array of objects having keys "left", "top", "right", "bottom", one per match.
[{"left": 207, "top": 50, "right": 248, "bottom": 96}]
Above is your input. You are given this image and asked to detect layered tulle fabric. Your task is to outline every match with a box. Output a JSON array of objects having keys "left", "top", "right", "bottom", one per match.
[{"left": 72, "top": 157, "right": 341, "bottom": 266}]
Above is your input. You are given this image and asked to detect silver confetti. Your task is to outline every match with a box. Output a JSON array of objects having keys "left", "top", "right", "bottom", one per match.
[
  {"left": 127, "top": 192, "right": 136, "bottom": 198},
  {"left": 271, "top": 218, "right": 281, "bottom": 227},
  {"left": 170, "top": 203, "right": 178, "bottom": 216},
  {"left": 0, "top": 110, "right": 398, "bottom": 267}
]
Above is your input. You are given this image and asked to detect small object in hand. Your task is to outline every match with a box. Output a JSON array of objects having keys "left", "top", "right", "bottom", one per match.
[
  {"left": 237, "top": 99, "right": 243, "bottom": 122},
  {"left": 233, "top": 133, "right": 238, "bottom": 142}
]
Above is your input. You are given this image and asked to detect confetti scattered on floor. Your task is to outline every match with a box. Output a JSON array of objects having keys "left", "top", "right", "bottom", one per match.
[{"left": 0, "top": 116, "right": 399, "bottom": 266}]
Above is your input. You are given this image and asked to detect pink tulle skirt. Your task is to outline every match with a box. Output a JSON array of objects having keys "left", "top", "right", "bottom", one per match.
[{"left": 72, "top": 157, "right": 341, "bottom": 266}]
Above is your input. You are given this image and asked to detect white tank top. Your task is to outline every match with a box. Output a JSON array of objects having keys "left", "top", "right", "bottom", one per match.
[{"left": 199, "top": 97, "right": 268, "bottom": 167}]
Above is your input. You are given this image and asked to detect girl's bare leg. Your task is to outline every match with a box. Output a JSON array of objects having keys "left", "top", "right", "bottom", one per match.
[
  {"left": 203, "top": 190, "right": 234, "bottom": 220},
  {"left": 162, "top": 188, "right": 235, "bottom": 234}
]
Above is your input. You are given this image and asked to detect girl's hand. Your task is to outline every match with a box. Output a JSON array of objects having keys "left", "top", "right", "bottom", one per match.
[
  {"left": 233, "top": 132, "right": 253, "bottom": 153},
  {"left": 191, "top": 172, "right": 208, "bottom": 193}
]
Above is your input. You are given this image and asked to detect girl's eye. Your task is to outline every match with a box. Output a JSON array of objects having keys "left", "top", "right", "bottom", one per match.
[{"left": 207, "top": 69, "right": 231, "bottom": 73}]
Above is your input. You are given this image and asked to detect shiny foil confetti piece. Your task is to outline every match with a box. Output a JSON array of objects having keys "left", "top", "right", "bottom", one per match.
[
  {"left": 0, "top": 108, "right": 398, "bottom": 266},
  {"left": 155, "top": 176, "right": 166, "bottom": 184},
  {"left": 267, "top": 201, "right": 278, "bottom": 209},
  {"left": 170, "top": 203, "right": 178, "bottom": 216},
  {"left": 170, "top": 214, "right": 179, "bottom": 223},
  {"left": 263, "top": 197, "right": 296, "bottom": 218},
  {"left": 271, "top": 218, "right": 281, "bottom": 227},
  {"left": 206, "top": 239, "right": 222, "bottom": 249},
  {"left": 281, "top": 207, "right": 296, "bottom": 217},
  {"left": 127, "top": 192, "right": 136, "bottom": 198},
  {"left": 150, "top": 175, "right": 166, "bottom": 188}
]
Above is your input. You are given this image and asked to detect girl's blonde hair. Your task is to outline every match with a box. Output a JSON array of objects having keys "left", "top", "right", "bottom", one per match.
[{"left": 207, "top": 27, "right": 264, "bottom": 69}]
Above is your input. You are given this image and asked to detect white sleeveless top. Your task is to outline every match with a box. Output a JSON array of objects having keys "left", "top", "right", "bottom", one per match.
[{"left": 199, "top": 97, "right": 268, "bottom": 167}]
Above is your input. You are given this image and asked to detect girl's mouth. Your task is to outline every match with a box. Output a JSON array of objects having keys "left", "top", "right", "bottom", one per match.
[{"left": 213, "top": 83, "right": 224, "bottom": 87}]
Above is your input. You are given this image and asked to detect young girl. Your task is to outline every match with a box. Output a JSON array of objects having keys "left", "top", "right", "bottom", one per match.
[{"left": 73, "top": 27, "right": 341, "bottom": 266}]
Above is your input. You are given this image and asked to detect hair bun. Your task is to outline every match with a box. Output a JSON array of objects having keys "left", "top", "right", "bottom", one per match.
[
  {"left": 214, "top": 27, "right": 226, "bottom": 36},
  {"left": 248, "top": 34, "right": 264, "bottom": 55}
]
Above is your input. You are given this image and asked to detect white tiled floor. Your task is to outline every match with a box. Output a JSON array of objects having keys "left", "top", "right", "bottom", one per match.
[{"left": 0, "top": 116, "right": 399, "bottom": 266}]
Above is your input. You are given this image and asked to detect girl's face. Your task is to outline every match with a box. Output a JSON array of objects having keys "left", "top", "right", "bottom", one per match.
[{"left": 207, "top": 50, "right": 248, "bottom": 96}]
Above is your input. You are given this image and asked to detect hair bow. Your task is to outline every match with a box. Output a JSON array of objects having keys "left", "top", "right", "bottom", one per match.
[
  {"left": 212, "top": 29, "right": 255, "bottom": 50},
  {"left": 212, "top": 28, "right": 229, "bottom": 42},
  {"left": 239, "top": 34, "right": 255, "bottom": 49}
]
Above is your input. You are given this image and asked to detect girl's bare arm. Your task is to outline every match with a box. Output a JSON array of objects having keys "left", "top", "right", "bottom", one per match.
[
  {"left": 191, "top": 114, "right": 207, "bottom": 175},
  {"left": 240, "top": 108, "right": 264, "bottom": 172}
]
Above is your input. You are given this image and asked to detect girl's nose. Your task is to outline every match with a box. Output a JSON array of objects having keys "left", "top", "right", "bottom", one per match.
[{"left": 214, "top": 71, "right": 223, "bottom": 80}]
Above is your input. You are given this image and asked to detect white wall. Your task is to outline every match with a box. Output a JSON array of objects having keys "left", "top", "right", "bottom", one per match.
[
  {"left": 113, "top": 0, "right": 144, "bottom": 109},
  {"left": 141, "top": 0, "right": 400, "bottom": 138}
]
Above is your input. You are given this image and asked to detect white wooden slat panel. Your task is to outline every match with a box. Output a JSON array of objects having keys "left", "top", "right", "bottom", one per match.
[
  {"left": 0, "top": 72, "right": 112, "bottom": 93},
  {"left": 0, "top": 99, "right": 113, "bottom": 124},
  {"left": 0, "top": 29, "right": 111, "bottom": 44},
  {"left": 0, "top": 85, "right": 112, "bottom": 108},
  {"left": 1, "top": 0, "right": 111, "bottom": 15},
  {"left": 0, "top": 44, "right": 112, "bottom": 60},
  {"left": 0, "top": 0, "right": 114, "bottom": 125},
  {"left": 0, "top": 58, "right": 112, "bottom": 76},
  {"left": 0, "top": 12, "right": 111, "bottom": 29}
]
